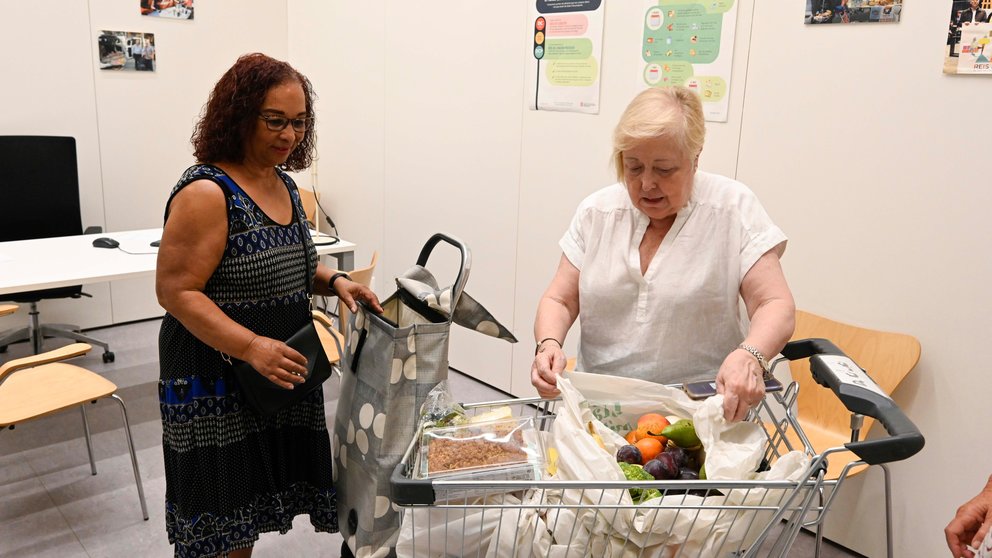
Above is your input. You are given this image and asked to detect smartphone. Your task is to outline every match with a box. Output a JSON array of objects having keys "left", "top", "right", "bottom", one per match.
[{"left": 683, "top": 377, "right": 784, "bottom": 400}]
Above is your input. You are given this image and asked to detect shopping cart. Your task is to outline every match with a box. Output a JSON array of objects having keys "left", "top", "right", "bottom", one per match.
[{"left": 390, "top": 339, "right": 924, "bottom": 558}]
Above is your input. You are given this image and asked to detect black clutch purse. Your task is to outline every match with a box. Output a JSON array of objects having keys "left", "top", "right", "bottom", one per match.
[
  {"left": 233, "top": 320, "right": 333, "bottom": 417},
  {"left": 232, "top": 189, "right": 336, "bottom": 417}
]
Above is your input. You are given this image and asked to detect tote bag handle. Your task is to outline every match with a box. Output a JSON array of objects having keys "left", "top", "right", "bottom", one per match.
[{"left": 415, "top": 233, "right": 471, "bottom": 311}]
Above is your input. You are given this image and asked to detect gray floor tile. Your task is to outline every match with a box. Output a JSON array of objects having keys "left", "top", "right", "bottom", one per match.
[
  {"left": 0, "top": 506, "right": 88, "bottom": 558},
  {"left": 0, "top": 473, "right": 57, "bottom": 524},
  {"left": 252, "top": 515, "right": 344, "bottom": 556}
]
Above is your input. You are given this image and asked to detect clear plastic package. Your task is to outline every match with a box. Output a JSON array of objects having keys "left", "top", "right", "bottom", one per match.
[{"left": 415, "top": 416, "right": 545, "bottom": 481}]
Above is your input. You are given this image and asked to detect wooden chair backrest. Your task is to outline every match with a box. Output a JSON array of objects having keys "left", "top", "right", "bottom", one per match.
[
  {"left": 298, "top": 187, "right": 318, "bottom": 228},
  {"left": 787, "top": 309, "right": 921, "bottom": 439},
  {"left": 338, "top": 251, "right": 378, "bottom": 328}
]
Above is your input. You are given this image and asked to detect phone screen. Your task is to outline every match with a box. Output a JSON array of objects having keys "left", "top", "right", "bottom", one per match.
[{"left": 683, "top": 378, "right": 784, "bottom": 400}]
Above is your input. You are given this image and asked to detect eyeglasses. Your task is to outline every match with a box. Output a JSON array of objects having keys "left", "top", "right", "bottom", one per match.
[{"left": 258, "top": 114, "right": 312, "bottom": 133}]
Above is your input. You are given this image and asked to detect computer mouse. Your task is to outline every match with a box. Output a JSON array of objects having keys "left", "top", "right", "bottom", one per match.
[
  {"left": 92, "top": 237, "right": 120, "bottom": 249},
  {"left": 150, "top": 240, "right": 161, "bottom": 247}
]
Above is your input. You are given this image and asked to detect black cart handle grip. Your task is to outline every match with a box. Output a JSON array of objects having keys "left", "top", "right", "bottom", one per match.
[
  {"left": 781, "top": 338, "right": 924, "bottom": 465},
  {"left": 415, "top": 233, "right": 471, "bottom": 311},
  {"left": 391, "top": 462, "right": 435, "bottom": 506}
]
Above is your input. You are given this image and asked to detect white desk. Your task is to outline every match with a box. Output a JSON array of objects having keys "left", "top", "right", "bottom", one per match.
[{"left": 0, "top": 228, "right": 356, "bottom": 297}]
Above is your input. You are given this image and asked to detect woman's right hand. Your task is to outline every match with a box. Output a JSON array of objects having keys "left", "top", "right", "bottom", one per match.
[
  {"left": 945, "top": 476, "right": 992, "bottom": 558},
  {"left": 242, "top": 336, "right": 309, "bottom": 390},
  {"left": 531, "top": 340, "right": 567, "bottom": 398}
]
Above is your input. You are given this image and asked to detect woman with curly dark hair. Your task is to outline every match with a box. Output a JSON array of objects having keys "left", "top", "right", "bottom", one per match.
[{"left": 155, "top": 53, "right": 381, "bottom": 557}]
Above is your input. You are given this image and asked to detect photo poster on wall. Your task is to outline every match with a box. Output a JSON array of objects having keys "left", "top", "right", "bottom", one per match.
[
  {"left": 944, "top": 0, "right": 992, "bottom": 74},
  {"left": 526, "top": 0, "right": 605, "bottom": 114},
  {"left": 806, "top": 0, "right": 903, "bottom": 24},
  {"left": 638, "top": 1, "right": 740, "bottom": 123},
  {"left": 140, "top": 0, "right": 194, "bottom": 20},
  {"left": 97, "top": 31, "right": 157, "bottom": 72}
]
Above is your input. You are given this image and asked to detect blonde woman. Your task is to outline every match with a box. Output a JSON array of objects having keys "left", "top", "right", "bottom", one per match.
[{"left": 530, "top": 86, "right": 795, "bottom": 422}]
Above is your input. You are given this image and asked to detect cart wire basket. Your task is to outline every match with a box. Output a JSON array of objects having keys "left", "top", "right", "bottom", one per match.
[{"left": 390, "top": 339, "right": 924, "bottom": 558}]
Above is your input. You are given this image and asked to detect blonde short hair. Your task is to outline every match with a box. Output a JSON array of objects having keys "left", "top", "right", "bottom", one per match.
[{"left": 612, "top": 87, "right": 706, "bottom": 182}]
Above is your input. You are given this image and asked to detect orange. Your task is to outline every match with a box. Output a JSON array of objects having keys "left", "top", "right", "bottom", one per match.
[
  {"left": 636, "top": 413, "right": 671, "bottom": 444},
  {"left": 634, "top": 437, "right": 663, "bottom": 464},
  {"left": 624, "top": 430, "right": 638, "bottom": 444}
]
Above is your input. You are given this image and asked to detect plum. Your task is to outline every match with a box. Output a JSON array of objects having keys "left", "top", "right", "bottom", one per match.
[
  {"left": 616, "top": 444, "right": 643, "bottom": 465},
  {"left": 678, "top": 468, "right": 699, "bottom": 480},
  {"left": 643, "top": 453, "right": 679, "bottom": 480},
  {"left": 666, "top": 446, "right": 689, "bottom": 468}
]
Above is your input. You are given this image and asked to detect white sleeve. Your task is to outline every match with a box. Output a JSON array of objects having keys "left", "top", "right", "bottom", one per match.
[
  {"left": 737, "top": 187, "right": 787, "bottom": 278},
  {"left": 559, "top": 203, "right": 588, "bottom": 271}
]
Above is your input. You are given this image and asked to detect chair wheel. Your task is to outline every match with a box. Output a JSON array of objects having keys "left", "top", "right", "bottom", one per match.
[{"left": 103, "top": 351, "right": 115, "bottom": 363}]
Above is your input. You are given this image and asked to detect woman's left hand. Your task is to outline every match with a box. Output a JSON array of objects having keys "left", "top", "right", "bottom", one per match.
[
  {"left": 715, "top": 349, "right": 767, "bottom": 422},
  {"left": 333, "top": 277, "right": 383, "bottom": 314}
]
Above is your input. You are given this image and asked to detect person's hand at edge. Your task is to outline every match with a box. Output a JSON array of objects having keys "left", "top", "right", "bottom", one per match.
[
  {"left": 531, "top": 339, "right": 566, "bottom": 399},
  {"left": 715, "top": 348, "right": 766, "bottom": 422},
  {"left": 241, "top": 336, "right": 308, "bottom": 389},
  {"left": 333, "top": 276, "right": 383, "bottom": 314},
  {"left": 946, "top": 475, "right": 992, "bottom": 558}
]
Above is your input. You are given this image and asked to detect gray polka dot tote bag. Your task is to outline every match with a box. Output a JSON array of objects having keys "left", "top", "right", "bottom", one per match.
[{"left": 334, "top": 233, "right": 517, "bottom": 557}]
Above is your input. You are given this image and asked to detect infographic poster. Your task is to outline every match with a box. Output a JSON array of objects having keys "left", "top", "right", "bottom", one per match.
[
  {"left": 527, "top": 0, "right": 605, "bottom": 114},
  {"left": 638, "top": 1, "right": 739, "bottom": 122},
  {"left": 945, "top": 0, "right": 992, "bottom": 75}
]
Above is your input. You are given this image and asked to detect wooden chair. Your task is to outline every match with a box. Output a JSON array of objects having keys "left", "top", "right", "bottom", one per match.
[
  {"left": 784, "top": 309, "right": 921, "bottom": 478},
  {"left": 298, "top": 186, "right": 319, "bottom": 229},
  {"left": 0, "top": 304, "right": 148, "bottom": 520},
  {"left": 312, "top": 251, "right": 379, "bottom": 367},
  {"left": 779, "top": 309, "right": 920, "bottom": 557}
]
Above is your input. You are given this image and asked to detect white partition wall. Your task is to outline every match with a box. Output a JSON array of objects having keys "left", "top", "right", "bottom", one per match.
[
  {"left": 0, "top": 2, "right": 112, "bottom": 333},
  {"left": 737, "top": 2, "right": 992, "bottom": 556},
  {"left": 0, "top": 1, "right": 290, "bottom": 333}
]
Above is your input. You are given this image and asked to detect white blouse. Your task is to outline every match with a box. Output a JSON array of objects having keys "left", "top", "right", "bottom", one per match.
[{"left": 560, "top": 171, "right": 787, "bottom": 384}]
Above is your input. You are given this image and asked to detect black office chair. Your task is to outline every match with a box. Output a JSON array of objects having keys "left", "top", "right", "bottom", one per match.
[{"left": 0, "top": 136, "right": 114, "bottom": 363}]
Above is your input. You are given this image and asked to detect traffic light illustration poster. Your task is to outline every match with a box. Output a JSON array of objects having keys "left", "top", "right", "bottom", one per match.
[
  {"left": 945, "top": 0, "right": 992, "bottom": 75},
  {"left": 639, "top": 1, "right": 740, "bottom": 122},
  {"left": 527, "top": 0, "right": 605, "bottom": 114}
]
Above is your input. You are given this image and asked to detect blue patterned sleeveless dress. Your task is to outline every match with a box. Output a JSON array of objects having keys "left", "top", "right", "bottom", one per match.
[{"left": 158, "top": 164, "right": 336, "bottom": 558}]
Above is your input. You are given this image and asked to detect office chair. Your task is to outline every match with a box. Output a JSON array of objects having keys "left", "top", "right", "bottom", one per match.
[
  {"left": 779, "top": 309, "right": 920, "bottom": 558},
  {"left": 312, "top": 251, "right": 378, "bottom": 365},
  {"left": 0, "top": 136, "right": 114, "bottom": 362},
  {"left": 0, "top": 304, "right": 148, "bottom": 520}
]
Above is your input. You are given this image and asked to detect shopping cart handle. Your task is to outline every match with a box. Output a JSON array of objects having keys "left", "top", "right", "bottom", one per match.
[{"left": 781, "top": 338, "right": 925, "bottom": 465}]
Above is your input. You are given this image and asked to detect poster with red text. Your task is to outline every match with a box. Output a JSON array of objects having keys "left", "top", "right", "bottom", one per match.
[{"left": 526, "top": 0, "right": 606, "bottom": 114}]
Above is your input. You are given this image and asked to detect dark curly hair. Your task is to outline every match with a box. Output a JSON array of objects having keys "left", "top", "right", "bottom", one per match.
[{"left": 191, "top": 53, "right": 317, "bottom": 171}]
